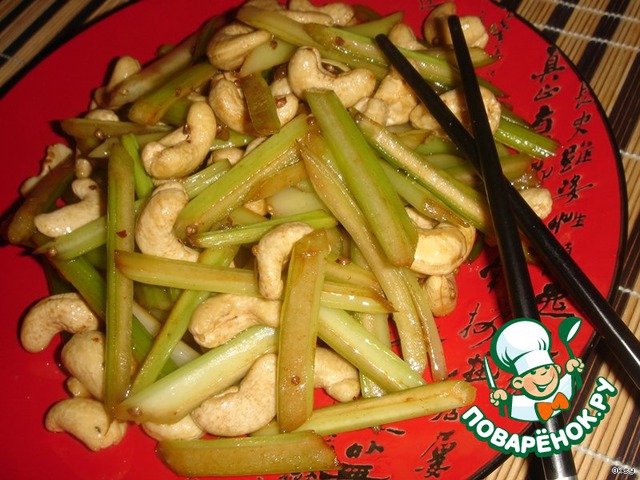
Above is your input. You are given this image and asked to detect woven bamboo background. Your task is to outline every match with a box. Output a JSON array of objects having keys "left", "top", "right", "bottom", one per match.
[{"left": 0, "top": 1, "right": 638, "bottom": 479}]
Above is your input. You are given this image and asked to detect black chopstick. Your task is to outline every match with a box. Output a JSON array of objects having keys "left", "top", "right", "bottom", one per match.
[
  {"left": 445, "top": 16, "right": 577, "bottom": 480},
  {"left": 374, "top": 31, "right": 640, "bottom": 395}
]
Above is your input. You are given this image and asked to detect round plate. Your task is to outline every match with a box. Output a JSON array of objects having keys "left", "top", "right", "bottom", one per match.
[{"left": 0, "top": 1, "right": 625, "bottom": 479}]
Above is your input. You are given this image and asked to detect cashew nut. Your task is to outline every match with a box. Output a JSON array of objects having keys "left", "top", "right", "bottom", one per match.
[
  {"left": 85, "top": 108, "right": 119, "bottom": 122},
  {"left": 353, "top": 97, "right": 388, "bottom": 125},
  {"left": 423, "top": 274, "right": 458, "bottom": 317},
  {"left": 271, "top": 77, "right": 300, "bottom": 126},
  {"left": 281, "top": 10, "right": 334, "bottom": 25},
  {"left": 61, "top": 331, "right": 105, "bottom": 400},
  {"left": 94, "top": 55, "right": 141, "bottom": 106},
  {"left": 423, "top": 3, "right": 489, "bottom": 49},
  {"left": 191, "top": 353, "right": 277, "bottom": 436},
  {"left": 206, "top": 22, "right": 272, "bottom": 71},
  {"left": 141, "top": 101, "right": 216, "bottom": 179},
  {"left": 410, "top": 86, "right": 501, "bottom": 135},
  {"left": 66, "top": 377, "right": 92, "bottom": 398},
  {"left": 411, "top": 223, "right": 469, "bottom": 276},
  {"left": 287, "top": 47, "right": 376, "bottom": 108},
  {"left": 520, "top": 187, "right": 553, "bottom": 219},
  {"left": 20, "top": 292, "right": 100, "bottom": 353},
  {"left": 388, "top": 23, "right": 425, "bottom": 51},
  {"left": 288, "top": 0, "right": 355, "bottom": 26},
  {"left": 372, "top": 67, "right": 419, "bottom": 126},
  {"left": 189, "top": 293, "right": 281, "bottom": 348},
  {"left": 34, "top": 178, "right": 104, "bottom": 237},
  {"left": 253, "top": 222, "right": 316, "bottom": 299},
  {"left": 135, "top": 182, "right": 199, "bottom": 261},
  {"left": 142, "top": 415, "right": 204, "bottom": 441},
  {"left": 75, "top": 157, "right": 93, "bottom": 179},
  {"left": 45, "top": 397, "right": 127, "bottom": 451},
  {"left": 20, "top": 143, "right": 73, "bottom": 196},
  {"left": 208, "top": 74, "right": 253, "bottom": 134},
  {"left": 210, "top": 146, "right": 245, "bottom": 166},
  {"left": 314, "top": 347, "right": 360, "bottom": 402}
]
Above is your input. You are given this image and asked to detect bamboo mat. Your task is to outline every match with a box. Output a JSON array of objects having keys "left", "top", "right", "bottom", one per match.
[{"left": 0, "top": 1, "right": 638, "bottom": 479}]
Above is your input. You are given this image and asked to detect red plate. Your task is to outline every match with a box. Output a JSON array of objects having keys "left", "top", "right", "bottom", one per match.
[{"left": 0, "top": 1, "right": 625, "bottom": 479}]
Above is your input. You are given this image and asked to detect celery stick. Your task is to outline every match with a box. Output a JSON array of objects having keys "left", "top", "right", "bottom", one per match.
[
  {"left": 130, "top": 246, "right": 238, "bottom": 394},
  {"left": 121, "top": 134, "right": 154, "bottom": 199},
  {"left": 5, "top": 157, "right": 75, "bottom": 246},
  {"left": 343, "top": 11, "right": 403, "bottom": 36},
  {"left": 174, "top": 115, "right": 309, "bottom": 239},
  {"left": 495, "top": 118, "right": 559, "bottom": 159},
  {"left": 115, "top": 326, "right": 278, "bottom": 423},
  {"left": 277, "top": 230, "right": 330, "bottom": 432},
  {"left": 87, "top": 132, "right": 169, "bottom": 159},
  {"left": 182, "top": 159, "right": 231, "bottom": 199},
  {"left": 356, "top": 113, "right": 491, "bottom": 233},
  {"left": 317, "top": 307, "right": 424, "bottom": 392},
  {"left": 355, "top": 312, "right": 391, "bottom": 398},
  {"left": 378, "top": 159, "right": 462, "bottom": 224},
  {"left": 128, "top": 62, "right": 217, "bottom": 125},
  {"left": 239, "top": 71, "right": 282, "bottom": 135},
  {"left": 236, "top": 5, "right": 387, "bottom": 78},
  {"left": 305, "top": 89, "right": 418, "bottom": 267},
  {"left": 105, "top": 16, "right": 224, "bottom": 108},
  {"left": 240, "top": 38, "right": 298, "bottom": 77},
  {"left": 299, "top": 132, "right": 428, "bottom": 374},
  {"left": 246, "top": 161, "right": 308, "bottom": 202},
  {"left": 324, "top": 256, "right": 382, "bottom": 295},
  {"left": 158, "top": 432, "right": 339, "bottom": 477},
  {"left": 256, "top": 380, "right": 476, "bottom": 436},
  {"left": 104, "top": 143, "right": 136, "bottom": 413},
  {"left": 190, "top": 209, "right": 337, "bottom": 248},
  {"left": 59, "top": 118, "right": 171, "bottom": 139}
]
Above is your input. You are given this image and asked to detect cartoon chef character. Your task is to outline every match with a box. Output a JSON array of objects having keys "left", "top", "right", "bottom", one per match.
[{"left": 488, "top": 318, "right": 584, "bottom": 422}]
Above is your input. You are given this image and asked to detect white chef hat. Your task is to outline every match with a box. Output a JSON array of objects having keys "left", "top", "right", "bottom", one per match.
[{"left": 491, "top": 318, "right": 554, "bottom": 376}]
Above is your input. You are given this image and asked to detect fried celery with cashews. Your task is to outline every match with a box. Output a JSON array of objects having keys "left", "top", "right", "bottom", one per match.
[{"left": 9, "top": 0, "right": 563, "bottom": 472}]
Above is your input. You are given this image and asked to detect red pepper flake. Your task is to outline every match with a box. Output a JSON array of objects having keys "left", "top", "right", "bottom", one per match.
[{"left": 116, "top": 230, "right": 128, "bottom": 238}]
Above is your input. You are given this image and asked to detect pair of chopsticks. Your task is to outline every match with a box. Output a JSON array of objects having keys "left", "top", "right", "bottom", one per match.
[{"left": 375, "top": 16, "right": 638, "bottom": 480}]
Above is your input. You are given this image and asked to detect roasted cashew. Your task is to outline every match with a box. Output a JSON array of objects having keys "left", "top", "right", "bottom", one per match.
[
  {"left": 410, "top": 86, "right": 501, "bottom": 135},
  {"left": 85, "top": 108, "right": 119, "bottom": 122},
  {"left": 66, "top": 377, "right": 92, "bottom": 398},
  {"left": 253, "top": 222, "right": 316, "bottom": 299},
  {"left": 142, "top": 415, "right": 204, "bottom": 441},
  {"left": 372, "top": 67, "right": 419, "bottom": 126},
  {"left": 281, "top": 10, "right": 334, "bottom": 25},
  {"left": 271, "top": 77, "right": 300, "bottom": 126},
  {"left": 423, "top": 274, "right": 458, "bottom": 317},
  {"left": 135, "top": 182, "right": 199, "bottom": 262},
  {"left": 20, "top": 292, "right": 99, "bottom": 353},
  {"left": 287, "top": 47, "right": 376, "bottom": 108},
  {"left": 423, "top": 3, "right": 489, "bottom": 49},
  {"left": 353, "top": 97, "right": 388, "bottom": 125},
  {"left": 141, "top": 101, "right": 216, "bottom": 179},
  {"left": 208, "top": 73, "right": 254, "bottom": 134},
  {"left": 61, "top": 331, "right": 105, "bottom": 400},
  {"left": 20, "top": 143, "right": 73, "bottom": 196},
  {"left": 411, "top": 223, "right": 469, "bottom": 276},
  {"left": 288, "top": 0, "right": 355, "bottom": 26},
  {"left": 75, "top": 157, "right": 93, "bottom": 179},
  {"left": 191, "top": 353, "right": 277, "bottom": 436},
  {"left": 520, "top": 187, "right": 553, "bottom": 219},
  {"left": 45, "top": 397, "right": 127, "bottom": 451},
  {"left": 209, "top": 146, "right": 245, "bottom": 166},
  {"left": 314, "top": 347, "right": 360, "bottom": 402},
  {"left": 207, "top": 22, "right": 272, "bottom": 71},
  {"left": 189, "top": 293, "right": 281, "bottom": 348},
  {"left": 388, "top": 23, "right": 425, "bottom": 51},
  {"left": 34, "top": 178, "right": 104, "bottom": 237}
]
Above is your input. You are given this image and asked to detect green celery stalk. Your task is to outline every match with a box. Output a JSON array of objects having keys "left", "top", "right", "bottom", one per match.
[
  {"left": 277, "top": 229, "right": 330, "bottom": 432},
  {"left": 121, "top": 134, "right": 154, "bottom": 199},
  {"left": 356, "top": 113, "right": 491, "bottom": 233},
  {"left": 174, "top": 115, "right": 309, "bottom": 239},
  {"left": 317, "top": 307, "right": 424, "bottom": 393},
  {"left": 299, "top": 132, "right": 428, "bottom": 374},
  {"left": 239, "top": 71, "right": 282, "bottom": 135},
  {"left": 59, "top": 118, "right": 171, "bottom": 139},
  {"left": 342, "top": 11, "right": 403, "bottom": 36},
  {"left": 157, "top": 431, "right": 339, "bottom": 477},
  {"left": 305, "top": 89, "right": 418, "bottom": 267},
  {"left": 239, "top": 38, "right": 298, "bottom": 77},
  {"left": 115, "top": 326, "right": 278, "bottom": 424},
  {"left": 104, "top": 142, "right": 136, "bottom": 413},
  {"left": 128, "top": 62, "right": 217, "bottom": 125},
  {"left": 130, "top": 246, "right": 238, "bottom": 394},
  {"left": 5, "top": 157, "right": 75, "bottom": 246},
  {"left": 495, "top": 118, "right": 559, "bottom": 159},
  {"left": 182, "top": 159, "right": 231, "bottom": 199}
]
